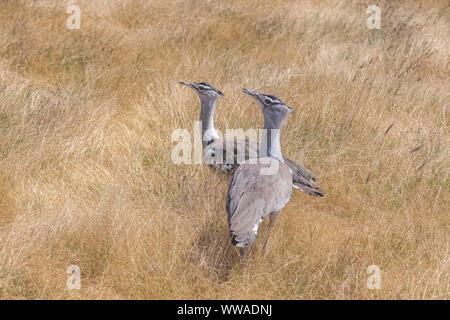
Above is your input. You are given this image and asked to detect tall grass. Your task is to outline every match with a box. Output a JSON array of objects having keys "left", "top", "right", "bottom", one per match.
[{"left": 0, "top": 0, "right": 448, "bottom": 299}]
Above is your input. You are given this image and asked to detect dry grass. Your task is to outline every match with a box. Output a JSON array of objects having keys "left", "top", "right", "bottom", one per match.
[{"left": 0, "top": 0, "right": 448, "bottom": 299}]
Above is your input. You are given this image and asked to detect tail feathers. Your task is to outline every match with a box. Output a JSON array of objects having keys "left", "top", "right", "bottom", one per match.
[
  {"left": 284, "top": 157, "right": 325, "bottom": 197},
  {"left": 284, "top": 157, "right": 317, "bottom": 182},
  {"left": 231, "top": 232, "right": 256, "bottom": 248},
  {"left": 293, "top": 183, "right": 326, "bottom": 197}
]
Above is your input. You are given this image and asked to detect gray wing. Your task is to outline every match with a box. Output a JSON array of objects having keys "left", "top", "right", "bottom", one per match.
[
  {"left": 204, "top": 138, "right": 258, "bottom": 174},
  {"left": 205, "top": 138, "right": 325, "bottom": 197},
  {"left": 226, "top": 160, "right": 292, "bottom": 247},
  {"left": 283, "top": 157, "right": 325, "bottom": 197}
]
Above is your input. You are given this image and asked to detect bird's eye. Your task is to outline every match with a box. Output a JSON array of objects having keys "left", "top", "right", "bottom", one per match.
[
  {"left": 198, "top": 86, "right": 206, "bottom": 91},
  {"left": 264, "top": 98, "right": 272, "bottom": 105}
]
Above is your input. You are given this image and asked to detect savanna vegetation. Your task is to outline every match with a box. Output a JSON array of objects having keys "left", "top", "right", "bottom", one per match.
[{"left": 0, "top": 0, "right": 448, "bottom": 299}]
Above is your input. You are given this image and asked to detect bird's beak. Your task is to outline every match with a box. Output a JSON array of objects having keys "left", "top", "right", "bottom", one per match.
[
  {"left": 242, "top": 88, "right": 258, "bottom": 97},
  {"left": 243, "top": 88, "right": 264, "bottom": 107},
  {"left": 179, "top": 81, "right": 195, "bottom": 89},
  {"left": 285, "top": 105, "right": 294, "bottom": 113}
]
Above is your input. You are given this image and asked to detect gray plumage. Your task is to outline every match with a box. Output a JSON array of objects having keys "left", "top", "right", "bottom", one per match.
[
  {"left": 226, "top": 89, "right": 294, "bottom": 248},
  {"left": 284, "top": 158, "right": 323, "bottom": 196},
  {"left": 226, "top": 157, "right": 292, "bottom": 247},
  {"left": 203, "top": 138, "right": 258, "bottom": 174},
  {"left": 179, "top": 81, "right": 324, "bottom": 197}
]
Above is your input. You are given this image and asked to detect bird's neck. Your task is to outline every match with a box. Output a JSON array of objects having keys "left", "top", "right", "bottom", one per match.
[
  {"left": 200, "top": 98, "right": 219, "bottom": 149},
  {"left": 260, "top": 122, "right": 284, "bottom": 163}
]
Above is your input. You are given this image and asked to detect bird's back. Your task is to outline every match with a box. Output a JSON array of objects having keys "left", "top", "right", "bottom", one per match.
[
  {"left": 226, "top": 158, "right": 292, "bottom": 247},
  {"left": 204, "top": 138, "right": 324, "bottom": 196}
]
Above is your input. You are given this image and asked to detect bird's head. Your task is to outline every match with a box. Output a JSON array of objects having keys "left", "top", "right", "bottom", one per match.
[
  {"left": 179, "top": 81, "right": 223, "bottom": 102},
  {"left": 242, "top": 88, "right": 293, "bottom": 127}
]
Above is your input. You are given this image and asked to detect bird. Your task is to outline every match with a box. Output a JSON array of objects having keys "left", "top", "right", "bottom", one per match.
[
  {"left": 179, "top": 81, "right": 324, "bottom": 196},
  {"left": 179, "top": 81, "right": 256, "bottom": 174},
  {"left": 226, "top": 88, "right": 295, "bottom": 250}
]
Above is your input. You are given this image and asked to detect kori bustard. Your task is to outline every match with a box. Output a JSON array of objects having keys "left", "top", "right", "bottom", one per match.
[
  {"left": 179, "top": 81, "right": 324, "bottom": 197},
  {"left": 226, "top": 89, "right": 295, "bottom": 249}
]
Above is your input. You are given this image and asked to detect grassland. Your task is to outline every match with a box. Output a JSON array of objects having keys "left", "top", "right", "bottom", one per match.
[{"left": 0, "top": 0, "right": 448, "bottom": 299}]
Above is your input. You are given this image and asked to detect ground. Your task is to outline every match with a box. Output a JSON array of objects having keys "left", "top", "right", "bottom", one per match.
[{"left": 0, "top": 0, "right": 448, "bottom": 299}]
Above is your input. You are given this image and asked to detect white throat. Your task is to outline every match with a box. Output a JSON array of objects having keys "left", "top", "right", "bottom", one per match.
[
  {"left": 200, "top": 97, "right": 220, "bottom": 149},
  {"left": 260, "top": 127, "right": 284, "bottom": 163}
]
